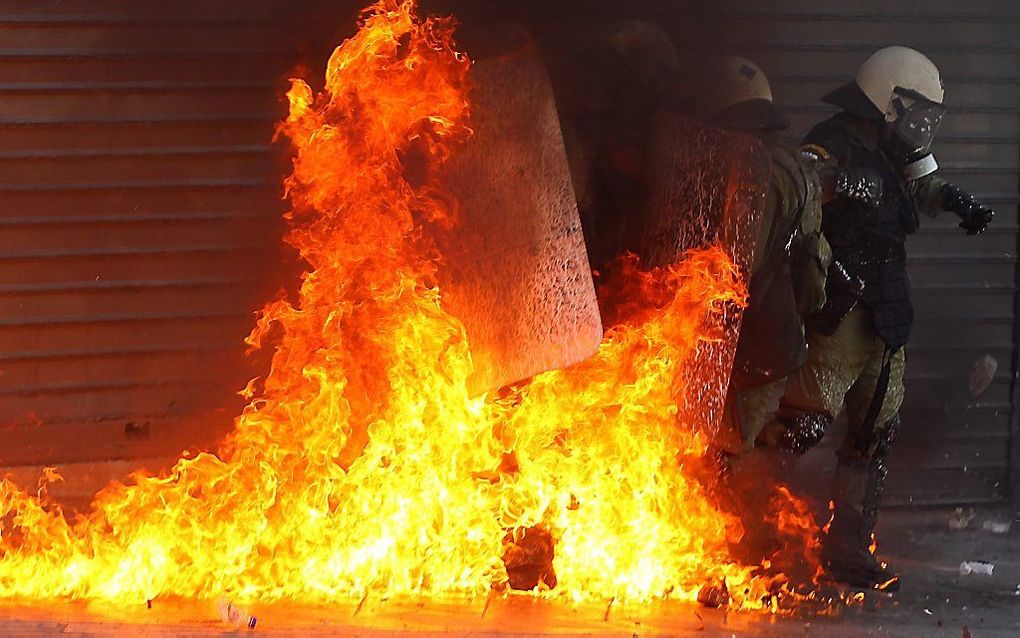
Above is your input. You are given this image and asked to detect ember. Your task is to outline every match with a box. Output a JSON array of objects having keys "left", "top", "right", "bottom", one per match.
[{"left": 0, "top": 0, "right": 818, "bottom": 609}]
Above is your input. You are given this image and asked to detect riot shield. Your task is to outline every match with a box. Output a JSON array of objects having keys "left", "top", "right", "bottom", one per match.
[
  {"left": 639, "top": 111, "right": 770, "bottom": 438},
  {"left": 438, "top": 40, "right": 604, "bottom": 395}
]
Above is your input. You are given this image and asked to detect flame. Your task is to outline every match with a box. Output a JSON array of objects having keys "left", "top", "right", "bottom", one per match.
[
  {"left": 771, "top": 486, "right": 823, "bottom": 586},
  {"left": 0, "top": 0, "right": 818, "bottom": 608}
]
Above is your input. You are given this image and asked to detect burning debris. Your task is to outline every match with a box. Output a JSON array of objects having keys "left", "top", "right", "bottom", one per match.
[
  {"left": 217, "top": 599, "right": 257, "bottom": 629},
  {"left": 696, "top": 578, "right": 730, "bottom": 608},
  {"left": 0, "top": 0, "right": 820, "bottom": 610},
  {"left": 502, "top": 526, "right": 557, "bottom": 591}
]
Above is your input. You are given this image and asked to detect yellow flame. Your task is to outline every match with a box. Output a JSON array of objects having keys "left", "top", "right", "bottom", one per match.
[{"left": 0, "top": 0, "right": 817, "bottom": 608}]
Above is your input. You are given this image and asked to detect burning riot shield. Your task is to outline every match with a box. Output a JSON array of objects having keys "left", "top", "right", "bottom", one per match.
[
  {"left": 639, "top": 112, "right": 770, "bottom": 439},
  {"left": 438, "top": 39, "right": 604, "bottom": 395}
]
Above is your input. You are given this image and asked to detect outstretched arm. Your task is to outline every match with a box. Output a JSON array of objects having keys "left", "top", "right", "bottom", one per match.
[{"left": 912, "top": 174, "right": 995, "bottom": 235}]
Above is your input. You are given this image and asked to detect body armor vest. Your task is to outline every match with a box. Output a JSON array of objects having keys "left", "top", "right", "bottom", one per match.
[{"left": 808, "top": 114, "right": 918, "bottom": 348}]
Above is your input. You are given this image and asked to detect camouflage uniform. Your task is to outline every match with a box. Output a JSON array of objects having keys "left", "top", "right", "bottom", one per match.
[{"left": 720, "top": 136, "right": 829, "bottom": 454}]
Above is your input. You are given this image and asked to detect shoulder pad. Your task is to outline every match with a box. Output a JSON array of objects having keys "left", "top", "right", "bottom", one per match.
[
  {"left": 801, "top": 118, "right": 851, "bottom": 164},
  {"left": 766, "top": 142, "right": 812, "bottom": 210},
  {"left": 767, "top": 142, "right": 805, "bottom": 177}
]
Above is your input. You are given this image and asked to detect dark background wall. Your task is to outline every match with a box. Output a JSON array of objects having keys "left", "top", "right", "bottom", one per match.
[
  {"left": 0, "top": 0, "right": 1016, "bottom": 507},
  {"left": 0, "top": 0, "right": 297, "bottom": 467}
]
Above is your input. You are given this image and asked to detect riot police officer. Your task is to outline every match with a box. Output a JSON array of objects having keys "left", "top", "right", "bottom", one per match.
[
  {"left": 682, "top": 57, "right": 828, "bottom": 573},
  {"left": 759, "top": 46, "right": 994, "bottom": 591},
  {"left": 693, "top": 57, "right": 830, "bottom": 455}
]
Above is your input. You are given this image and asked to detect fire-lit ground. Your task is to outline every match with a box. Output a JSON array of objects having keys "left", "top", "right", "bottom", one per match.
[
  {"left": 1, "top": 1, "right": 1014, "bottom": 634},
  {"left": 0, "top": 508, "right": 1017, "bottom": 636}
]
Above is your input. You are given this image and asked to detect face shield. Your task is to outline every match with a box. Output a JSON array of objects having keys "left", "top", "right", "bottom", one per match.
[{"left": 885, "top": 86, "right": 946, "bottom": 158}]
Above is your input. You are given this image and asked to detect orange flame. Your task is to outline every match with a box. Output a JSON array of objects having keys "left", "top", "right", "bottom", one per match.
[{"left": 0, "top": 0, "right": 817, "bottom": 608}]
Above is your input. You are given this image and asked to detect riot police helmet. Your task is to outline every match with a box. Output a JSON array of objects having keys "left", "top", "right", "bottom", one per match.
[
  {"left": 824, "top": 46, "right": 945, "bottom": 159},
  {"left": 696, "top": 56, "right": 790, "bottom": 131}
]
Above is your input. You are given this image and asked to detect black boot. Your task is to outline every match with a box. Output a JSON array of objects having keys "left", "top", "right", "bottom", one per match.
[
  {"left": 723, "top": 448, "right": 793, "bottom": 564},
  {"left": 821, "top": 417, "right": 900, "bottom": 591}
]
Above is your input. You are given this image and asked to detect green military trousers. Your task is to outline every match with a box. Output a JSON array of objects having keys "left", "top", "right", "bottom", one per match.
[
  {"left": 722, "top": 378, "right": 787, "bottom": 455},
  {"left": 776, "top": 305, "right": 905, "bottom": 456}
]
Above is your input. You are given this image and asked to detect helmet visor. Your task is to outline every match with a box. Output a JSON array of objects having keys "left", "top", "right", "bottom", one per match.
[{"left": 889, "top": 86, "right": 946, "bottom": 156}]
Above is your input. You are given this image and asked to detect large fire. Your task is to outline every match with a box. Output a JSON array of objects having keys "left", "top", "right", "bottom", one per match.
[{"left": 0, "top": 0, "right": 817, "bottom": 610}]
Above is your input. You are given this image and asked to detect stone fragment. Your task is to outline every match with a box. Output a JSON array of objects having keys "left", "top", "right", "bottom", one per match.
[
  {"left": 968, "top": 355, "right": 997, "bottom": 397},
  {"left": 697, "top": 578, "right": 730, "bottom": 608},
  {"left": 501, "top": 525, "right": 557, "bottom": 591}
]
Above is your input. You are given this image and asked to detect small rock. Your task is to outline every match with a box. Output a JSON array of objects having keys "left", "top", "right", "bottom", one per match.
[
  {"left": 949, "top": 507, "right": 976, "bottom": 531},
  {"left": 697, "top": 579, "right": 730, "bottom": 608},
  {"left": 968, "top": 355, "right": 998, "bottom": 397}
]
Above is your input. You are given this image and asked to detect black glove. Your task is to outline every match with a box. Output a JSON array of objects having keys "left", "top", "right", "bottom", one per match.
[
  {"left": 824, "top": 165, "right": 883, "bottom": 208},
  {"left": 828, "top": 259, "right": 865, "bottom": 298},
  {"left": 942, "top": 183, "right": 994, "bottom": 235}
]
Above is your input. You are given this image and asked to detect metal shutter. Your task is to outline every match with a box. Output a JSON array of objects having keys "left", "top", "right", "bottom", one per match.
[
  {"left": 4, "top": 0, "right": 1016, "bottom": 507},
  {"left": 0, "top": 1, "right": 292, "bottom": 469},
  {"left": 721, "top": 0, "right": 1020, "bottom": 504}
]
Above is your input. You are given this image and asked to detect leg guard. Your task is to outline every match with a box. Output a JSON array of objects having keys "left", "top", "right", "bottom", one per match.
[
  {"left": 721, "top": 447, "right": 798, "bottom": 566},
  {"left": 821, "top": 414, "right": 901, "bottom": 591}
]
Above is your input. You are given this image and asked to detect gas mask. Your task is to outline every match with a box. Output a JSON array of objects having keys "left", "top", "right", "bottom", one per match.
[{"left": 882, "top": 86, "right": 945, "bottom": 169}]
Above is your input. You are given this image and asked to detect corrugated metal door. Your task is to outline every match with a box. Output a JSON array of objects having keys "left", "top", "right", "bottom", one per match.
[
  {"left": 722, "top": 0, "right": 1019, "bottom": 504},
  {"left": 0, "top": 1, "right": 297, "bottom": 468},
  {"left": 3, "top": 0, "right": 1016, "bottom": 507}
]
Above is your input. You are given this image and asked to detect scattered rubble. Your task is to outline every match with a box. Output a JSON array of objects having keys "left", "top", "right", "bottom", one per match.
[
  {"left": 980, "top": 520, "right": 1011, "bottom": 534},
  {"left": 948, "top": 508, "right": 976, "bottom": 531},
  {"left": 958, "top": 561, "right": 994, "bottom": 576}
]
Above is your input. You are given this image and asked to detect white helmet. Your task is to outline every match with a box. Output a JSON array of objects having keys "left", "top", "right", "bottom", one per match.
[
  {"left": 696, "top": 56, "right": 789, "bottom": 130},
  {"left": 853, "top": 46, "right": 946, "bottom": 158},
  {"left": 857, "top": 46, "right": 943, "bottom": 118},
  {"left": 607, "top": 21, "right": 680, "bottom": 93}
]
